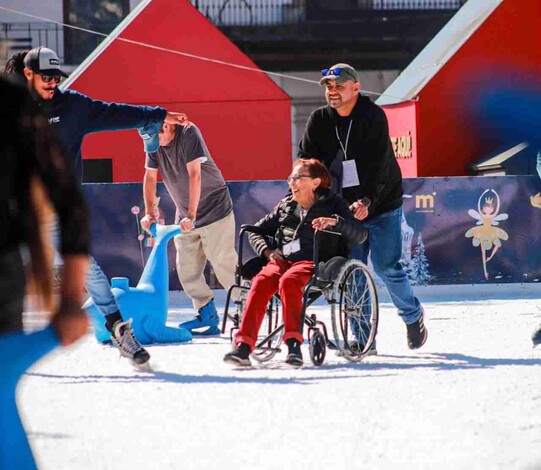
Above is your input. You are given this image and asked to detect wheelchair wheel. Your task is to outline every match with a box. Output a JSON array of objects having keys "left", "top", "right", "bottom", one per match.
[
  {"left": 251, "top": 295, "right": 284, "bottom": 363},
  {"left": 331, "top": 259, "right": 378, "bottom": 362},
  {"left": 309, "top": 330, "right": 326, "bottom": 366}
]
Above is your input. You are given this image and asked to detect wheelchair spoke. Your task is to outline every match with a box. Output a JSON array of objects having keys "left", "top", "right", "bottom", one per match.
[{"left": 331, "top": 259, "right": 379, "bottom": 362}]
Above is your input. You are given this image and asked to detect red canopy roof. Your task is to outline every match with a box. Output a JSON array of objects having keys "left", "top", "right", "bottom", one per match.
[{"left": 66, "top": 0, "right": 292, "bottom": 182}]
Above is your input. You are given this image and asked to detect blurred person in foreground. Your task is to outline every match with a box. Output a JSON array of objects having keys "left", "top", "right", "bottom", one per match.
[
  {"left": 4, "top": 47, "right": 190, "bottom": 365},
  {"left": 0, "top": 76, "right": 89, "bottom": 469},
  {"left": 223, "top": 159, "right": 367, "bottom": 367}
]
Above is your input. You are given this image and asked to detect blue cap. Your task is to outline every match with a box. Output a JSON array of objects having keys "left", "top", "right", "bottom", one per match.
[{"left": 138, "top": 121, "right": 162, "bottom": 153}]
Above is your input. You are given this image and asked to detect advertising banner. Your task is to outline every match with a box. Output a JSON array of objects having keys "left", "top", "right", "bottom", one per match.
[{"left": 83, "top": 175, "right": 541, "bottom": 289}]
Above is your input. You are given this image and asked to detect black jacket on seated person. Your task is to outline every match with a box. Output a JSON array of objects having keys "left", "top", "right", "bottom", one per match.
[{"left": 248, "top": 188, "right": 367, "bottom": 263}]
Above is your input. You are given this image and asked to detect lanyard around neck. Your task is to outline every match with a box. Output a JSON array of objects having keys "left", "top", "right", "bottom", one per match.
[{"left": 335, "top": 120, "right": 353, "bottom": 160}]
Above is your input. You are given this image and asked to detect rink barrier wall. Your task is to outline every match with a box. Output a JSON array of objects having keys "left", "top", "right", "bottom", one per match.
[{"left": 83, "top": 176, "right": 541, "bottom": 289}]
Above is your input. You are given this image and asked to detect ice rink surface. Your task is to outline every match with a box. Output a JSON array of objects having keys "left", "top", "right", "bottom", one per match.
[{"left": 19, "top": 286, "right": 541, "bottom": 470}]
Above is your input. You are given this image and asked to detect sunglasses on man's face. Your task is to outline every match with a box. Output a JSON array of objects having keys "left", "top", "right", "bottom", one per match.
[
  {"left": 321, "top": 68, "right": 356, "bottom": 81},
  {"left": 37, "top": 73, "right": 62, "bottom": 84}
]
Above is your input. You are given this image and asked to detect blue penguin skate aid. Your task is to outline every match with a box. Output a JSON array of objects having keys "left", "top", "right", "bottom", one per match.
[{"left": 84, "top": 224, "right": 192, "bottom": 345}]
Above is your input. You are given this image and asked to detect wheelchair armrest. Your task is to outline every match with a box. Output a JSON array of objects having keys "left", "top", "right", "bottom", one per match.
[
  {"left": 237, "top": 225, "right": 274, "bottom": 282},
  {"left": 239, "top": 224, "right": 267, "bottom": 252},
  {"left": 312, "top": 229, "right": 345, "bottom": 277}
]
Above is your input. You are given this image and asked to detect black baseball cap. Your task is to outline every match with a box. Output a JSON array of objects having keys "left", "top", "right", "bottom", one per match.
[{"left": 24, "top": 47, "right": 68, "bottom": 77}]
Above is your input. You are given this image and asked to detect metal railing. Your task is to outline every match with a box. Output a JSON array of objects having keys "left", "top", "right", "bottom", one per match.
[
  {"left": 190, "top": 0, "right": 467, "bottom": 26},
  {"left": 0, "top": 22, "right": 63, "bottom": 63},
  {"left": 373, "top": 0, "right": 466, "bottom": 8}
]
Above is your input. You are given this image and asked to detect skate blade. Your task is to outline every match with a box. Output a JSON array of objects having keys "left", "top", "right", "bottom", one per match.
[
  {"left": 132, "top": 360, "right": 153, "bottom": 372},
  {"left": 285, "top": 361, "right": 303, "bottom": 369}
]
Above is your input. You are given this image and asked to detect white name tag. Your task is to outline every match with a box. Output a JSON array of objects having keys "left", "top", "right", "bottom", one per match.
[
  {"left": 282, "top": 239, "right": 301, "bottom": 256},
  {"left": 342, "top": 159, "right": 360, "bottom": 188}
]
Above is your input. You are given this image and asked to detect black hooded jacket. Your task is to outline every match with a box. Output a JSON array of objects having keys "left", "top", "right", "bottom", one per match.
[
  {"left": 298, "top": 95, "right": 403, "bottom": 219},
  {"left": 248, "top": 189, "right": 367, "bottom": 263},
  {"left": 0, "top": 77, "right": 89, "bottom": 256}
]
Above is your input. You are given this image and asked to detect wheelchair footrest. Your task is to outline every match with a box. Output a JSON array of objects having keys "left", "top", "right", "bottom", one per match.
[
  {"left": 255, "top": 346, "right": 282, "bottom": 353},
  {"left": 326, "top": 340, "right": 338, "bottom": 350}
]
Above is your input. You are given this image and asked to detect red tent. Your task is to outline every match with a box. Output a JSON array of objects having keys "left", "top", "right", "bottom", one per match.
[
  {"left": 378, "top": 0, "right": 541, "bottom": 177},
  {"left": 64, "top": 0, "right": 292, "bottom": 182}
]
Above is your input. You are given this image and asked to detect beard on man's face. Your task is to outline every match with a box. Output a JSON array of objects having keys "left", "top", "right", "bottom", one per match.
[{"left": 31, "top": 76, "right": 57, "bottom": 100}]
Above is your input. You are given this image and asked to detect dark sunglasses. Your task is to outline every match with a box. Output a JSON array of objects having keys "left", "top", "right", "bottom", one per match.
[
  {"left": 37, "top": 73, "right": 62, "bottom": 84},
  {"left": 321, "top": 68, "right": 356, "bottom": 81}
]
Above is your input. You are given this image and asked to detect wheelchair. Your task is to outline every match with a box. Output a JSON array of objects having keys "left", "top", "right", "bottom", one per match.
[{"left": 221, "top": 224, "right": 379, "bottom": 366}]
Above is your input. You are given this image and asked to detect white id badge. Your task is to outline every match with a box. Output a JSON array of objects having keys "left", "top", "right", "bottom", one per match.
[
  {"left": 282, "top": 239, "right": 301, "bottom": 256},
  {"left": 342, "top": 159, "right": 360, "bottom": 188}
]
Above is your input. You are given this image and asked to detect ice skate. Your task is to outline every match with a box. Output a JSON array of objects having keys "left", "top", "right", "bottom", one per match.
[{"left": 111, "top": 319, "right": 151, "bottom": 366}]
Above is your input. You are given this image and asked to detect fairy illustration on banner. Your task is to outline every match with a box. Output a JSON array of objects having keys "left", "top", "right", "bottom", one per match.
[{"left": 465, "top": 189, "right": 509, "bottom": 280}]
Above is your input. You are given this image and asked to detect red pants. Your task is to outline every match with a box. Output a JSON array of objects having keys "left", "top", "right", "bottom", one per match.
[{"left": 236, "top": 259, "right": 314, "bottom": 351}]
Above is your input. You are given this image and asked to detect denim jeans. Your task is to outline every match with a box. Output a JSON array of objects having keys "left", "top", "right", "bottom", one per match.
[
  {"left": 50, "top": 220, "right": 118, "bottom": 317},
  {"left": 350, "top": 207, "right": 421, "bottom": 325}
]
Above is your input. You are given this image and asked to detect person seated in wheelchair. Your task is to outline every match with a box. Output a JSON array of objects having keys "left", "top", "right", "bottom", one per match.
[{"left": 223, "top": 159, "right": 367, "bottom": 367}]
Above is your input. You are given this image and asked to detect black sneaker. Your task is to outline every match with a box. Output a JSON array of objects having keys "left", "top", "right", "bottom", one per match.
[
  {"left": 532, "top": 324, "right": 541, "bottom": 347},
  {"left": 407, "top": 309, "right": 428, "bottom": 350},
  {"left": 111, "top": 319, "right": 151, "bottom": 365},
  {"left": 285, "top": 338, "right": 303, "bottom": 366},
  {"left": 223, "top": 342, "right": 252, "bottom": 367}
]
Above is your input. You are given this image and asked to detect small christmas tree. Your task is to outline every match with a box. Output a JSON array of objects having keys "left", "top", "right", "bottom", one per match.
[
  {"left": 401, "top": 256, "right": 413, "bottom": 281},
  {"left": 409, "top": 233, "right": 435, "bottom": 286}
]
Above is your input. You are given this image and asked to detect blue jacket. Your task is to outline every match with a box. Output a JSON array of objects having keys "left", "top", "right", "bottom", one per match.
[{"left": 38, "top": 88, "right": 166, "bottom": 181}]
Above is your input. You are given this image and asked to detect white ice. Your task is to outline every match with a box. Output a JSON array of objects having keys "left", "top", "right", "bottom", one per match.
[{"left": 18, "top": 285, "right": 541, "bottom": 470}]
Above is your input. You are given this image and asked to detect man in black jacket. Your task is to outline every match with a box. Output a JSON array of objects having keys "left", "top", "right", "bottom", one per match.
[
  {"left": 298, "top": 63, "right": 427, "bottom": 350},
  {"left": 4, "top": 47, "right": 189, "bottom": 366}
]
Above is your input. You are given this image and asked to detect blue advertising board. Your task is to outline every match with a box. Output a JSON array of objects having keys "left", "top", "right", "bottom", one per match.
[{"left": 83, "top": 175, "right": 541, "bottom": 289}]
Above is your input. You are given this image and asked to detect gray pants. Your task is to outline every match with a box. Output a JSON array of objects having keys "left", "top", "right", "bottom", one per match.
[{"left": 174, "top": 211, "right": 238, "bottom": 309}]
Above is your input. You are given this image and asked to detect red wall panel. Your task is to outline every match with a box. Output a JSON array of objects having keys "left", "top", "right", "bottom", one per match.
[
  {"left": 69, "top": 0, "right": 292, "bottom": 182},
  {"left": 382, "top": 101, "right": 418, "bottom": 177},
  {"left": 415, "top": 0, "right": 541, "bottom": 176},
  {"left": 82, "top": 100, "right": 291, "bottom": 182}
]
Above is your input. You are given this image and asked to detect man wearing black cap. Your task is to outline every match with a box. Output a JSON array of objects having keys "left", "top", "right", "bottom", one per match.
[
  {"left": 18, "top": 46, "right": 188, "bottom": 180},
  {"left": 298, "top": 63, "right": 427, "bottom": 352},
  {"left": 5, "top": 46, "right": 190, "bottom": 366}
]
